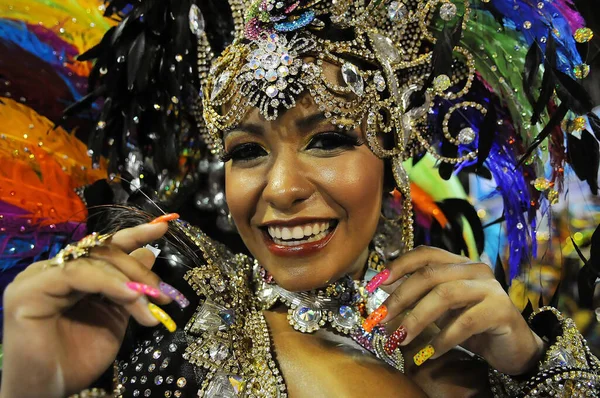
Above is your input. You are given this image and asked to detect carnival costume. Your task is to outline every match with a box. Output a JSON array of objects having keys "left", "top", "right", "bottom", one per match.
[{"left": 2, "top": 0, "right": 600, "bottom": 396}]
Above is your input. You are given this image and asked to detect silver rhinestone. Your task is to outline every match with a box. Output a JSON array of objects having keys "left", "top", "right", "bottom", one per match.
[
  {"left": 155, "top": 375, "right": 164, "bottom": 385},
  {"left": 457, "top": 127, "right": 476, "bottom": 144},
  {"left": 188, "top": 4, "right": 205, "bottom": 36},
  {"left": 439, "top": 2, "right": 457, "bottom": 21},
  {"left": 388, "top": 1, "right": 408, "bottom": 21}
]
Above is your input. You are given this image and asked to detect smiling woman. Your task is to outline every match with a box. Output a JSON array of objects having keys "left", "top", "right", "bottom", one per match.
[
  {"left": 225, "top": 92, "right": 383, "bottom": 290},
  {"left": 2, "top": 0, "right": 600, "bottom": 397}
]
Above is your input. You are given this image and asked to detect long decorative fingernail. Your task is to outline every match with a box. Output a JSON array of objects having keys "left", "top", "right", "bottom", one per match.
[
  {"left": 362, "top": 305, "right": 388, "bottom": 332},
  {"left": 148, "top": 303, "right": 177, "bottom": 332},
  {"left": 365, "top": 269, "right": 390, "bottom": 293},
  {"left": 384, "top": 326, "right": 407, "bottom": 354},
  {"left": 126, "top": 282, "right": 161, "bottom": 298},
  {"left": 144, "top": 244, "right": 161, "bottom": 258},
  {"left": 159, "top": 281, "right": 190, "bottom": 308},
  {"left": 414, "top": 345, "right": 435, "bottom": 366},
  {"left": 149, "top": 213, "right": 180, "bottom": 224}
]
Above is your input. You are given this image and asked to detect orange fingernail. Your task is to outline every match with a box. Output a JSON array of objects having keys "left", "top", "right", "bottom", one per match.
[
  {"left": 362, "top": 305, "right": 387, "bottom": 332},
  {"left": 149, "top": 213, "right": 180, "bottom": 224},
  {"left": 414, "top": 345, "right": 435, "bottom": 366}
]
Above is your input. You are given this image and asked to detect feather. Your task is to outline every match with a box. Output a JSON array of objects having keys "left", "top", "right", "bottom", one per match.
[
  {"left": 494, "top": 255, "right": 509, "bottom": 292},
  {"left": 522, "top": 299, "right": 534, "bottom": 319},
  {"left": 531, "top": 34, "right": 557, "bottom": 126},
  {"left": 522, "top": 41, "right": 542, "bottom": 107},
  {"left": 519, "top": 103, "right": 569, "bottom": 168},
  {"left": 588, "top": 112, "right": 600, "bottom": 142},
  {"left": 127, "top": 31, "right": 147, "bottom": 91},
  {"left": 567, "top": 130, "right": 600, "bottom": 195},
  {"left": 444, "top": 198, "right": 485, "bottom": 255},
  {"left": 552, "top": 68, "right": 594, "bottom": 115},
  {"left": 476, "top": 99, "right": 496, "bottom": 169}
]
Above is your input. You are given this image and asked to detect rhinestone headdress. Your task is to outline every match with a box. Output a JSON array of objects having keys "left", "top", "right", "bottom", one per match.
[{"left": 196, "top": 0, "right": 596, "bottom": 259}]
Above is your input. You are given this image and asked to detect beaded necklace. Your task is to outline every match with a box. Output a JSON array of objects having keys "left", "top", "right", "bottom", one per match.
[{"left": 253, "top": 251, "right": 405, "bottom": 372}]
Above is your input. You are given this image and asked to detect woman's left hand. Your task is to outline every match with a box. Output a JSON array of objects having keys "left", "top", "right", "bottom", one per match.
[{"left": 365, "top": 246, "right": 545, "bottom": 375}]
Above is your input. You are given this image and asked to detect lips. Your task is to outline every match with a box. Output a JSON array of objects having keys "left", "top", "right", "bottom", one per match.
[{"left": 261, "top": 219, "right": 338, "bottom": 256}]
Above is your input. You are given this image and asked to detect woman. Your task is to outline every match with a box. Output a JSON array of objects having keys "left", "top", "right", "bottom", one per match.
[{"left": 1, "top": 0, "right": 599, "bottom": 396}]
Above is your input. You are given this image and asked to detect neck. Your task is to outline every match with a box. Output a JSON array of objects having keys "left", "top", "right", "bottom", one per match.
[{"left": 348, "top": 247, "right": 370, "bottom": 281}]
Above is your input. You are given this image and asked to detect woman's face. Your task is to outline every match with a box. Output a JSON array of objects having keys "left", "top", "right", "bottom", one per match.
[{"left": 224, "top": 93, "right": 385, "bottom": 291}]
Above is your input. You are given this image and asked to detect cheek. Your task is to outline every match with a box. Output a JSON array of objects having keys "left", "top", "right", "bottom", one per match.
[
  {"left": 225, "top": 165, "right": 261, "bottom": 228},
  {"left": 323, "top": 151, "right": 384, "bottom": 221}
]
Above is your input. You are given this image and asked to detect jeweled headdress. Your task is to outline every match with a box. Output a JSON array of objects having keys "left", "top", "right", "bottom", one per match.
[{"left": 63, "top": 0, "right": 597, "bottom": 278}]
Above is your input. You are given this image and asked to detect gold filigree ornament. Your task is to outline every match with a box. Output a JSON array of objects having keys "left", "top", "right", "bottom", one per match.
[
  {"left": 45, "top": 232, "right": 113, "bottom": 269},
  {"left": 176, "top": 221, "right": 287, "bottom": 397}
]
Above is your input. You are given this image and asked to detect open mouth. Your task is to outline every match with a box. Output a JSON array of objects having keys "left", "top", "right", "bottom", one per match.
[
  {"left": 267, "top": 220, "right": 337, "bottom": 245},
  {"left": 261, "top": 220, "right": 338, "bottom": 255}
]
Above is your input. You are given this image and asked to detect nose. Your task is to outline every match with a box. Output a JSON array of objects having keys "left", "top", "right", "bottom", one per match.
[{"left": 262, "top": 152, "right": 313, "bottom": 211}]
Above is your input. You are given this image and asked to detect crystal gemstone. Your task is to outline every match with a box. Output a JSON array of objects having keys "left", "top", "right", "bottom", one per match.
[
  {"left": 189, "top": 4, "right": 205, "bottom": 36},
  {"left": 457, "top": 127, "right": 476, "bottom": 144},
  {"left": 341, "top": 63, "right": 364, "bottom": 96},
  {"left": 388, "top": 1, "right": 408, "bottom": 21},
  {"left": 297, "top": 307, "right": 317, "bottom": 322}
]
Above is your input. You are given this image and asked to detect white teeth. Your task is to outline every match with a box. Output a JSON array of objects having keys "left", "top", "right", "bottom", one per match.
[
  {"left": 281, "top": 227, "right": 292, "bottom": 240},
  {"left": 267, "top": 221, "right": 334, "bottom": 242},
  {"left": 292, "top": 226, "right": 304, "bottom": 239}
]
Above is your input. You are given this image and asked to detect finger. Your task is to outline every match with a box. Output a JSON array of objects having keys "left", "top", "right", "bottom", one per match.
[
  {"left": 89, "top": 245, "right": 170, "bottom": 305},
  {"left": 108, "top": 213, "right": 178, "bottom": 254},
  {"left": 6, "top": 259, "right": 167, "bottom": 329},
  {"left": 428, "top": 303, "right": 491, "bottom": 360},
  {"left": 394, "top": 280, "right": 490, "bottom": 347},
  {"left": 5, "top": 258, "right": 142, "bottom": 318},
  {"left": 381, "top": 262, "right": 492, "bottom": 323},
  {"left": 381, "top": 246, "right": 468, "bottom": 285}
]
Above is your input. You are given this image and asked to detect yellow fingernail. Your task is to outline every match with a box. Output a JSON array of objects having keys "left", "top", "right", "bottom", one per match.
[
  {"left": 413, "top": 345, "right": 435, "bottom": 366},
  {"left": 148, "top": 303, "right": 177, "bottom": 332}
]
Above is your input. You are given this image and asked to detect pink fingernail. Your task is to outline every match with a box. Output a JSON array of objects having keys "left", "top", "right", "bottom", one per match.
[
  {"left": 366, "top": 269, "right": 390, "bottom": 293},
  {"left": 159, "top": 281, "right": 190, "bottom": 308},
  {"left": 126, "top": 282, "right": 161, "bottom": 298}
]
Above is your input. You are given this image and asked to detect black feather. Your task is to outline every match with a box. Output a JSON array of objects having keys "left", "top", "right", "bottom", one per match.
[
  {"left": 77, "top": 26, "right": 116, "bottom": 61},
  {"left": 518, "top": 103, "right": 568, "bottom": 168},
  {"left": 444, "top": 198, "right": 485, "bottom": 255},
  {"left": 531, "top": 34, "right": 556, "bottom": 125},
  {"left": 127, "top": 32, "right": 147, "bottom": 91},
  {"left": 494, "top": 255, "right": 509, "bottom": 292},
  {"left": 577, "top": 225, "right": 600, "bottom": 308},
  {"left": 567, "top": 130, "right": 600, "bottom": 194},
  {"left": 523, "top": 41, "right": 542, "bottom": 107},
  {"left": 61, "top": 85, "right": 106, "bottom": 119},
  {"left": 552, "top": 68, "right": 594, "bottom": 115},
  {"left": 476, "top": 99, "right": 496, "bottom": 169},
  {"left": 110, "top": 15, "right": 130, "bottom": 45},
  {"left": 522, "top": 299, "right": 534, "bottom": 319},
  {"left": 588, "top": 112, "right": 600, "bottom": 142},
  {"left": 549, "top": 282, "right": 560, "bottom": 308},
  {"left": 483, "top": 213, "right": 505, "bottom": 228}
]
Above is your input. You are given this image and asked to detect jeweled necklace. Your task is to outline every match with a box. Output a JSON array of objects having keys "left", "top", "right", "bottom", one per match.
[{"left": 253, "top": 251, "right": 405, "bottom": 372}]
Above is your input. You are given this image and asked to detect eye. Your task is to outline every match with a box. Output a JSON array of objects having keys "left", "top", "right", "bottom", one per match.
[
  {"left": 306, "top": 131, "right": 364, "bottom": 151},
  {"left": 222, "top": 143, "right": 267, "bottom": 162}
]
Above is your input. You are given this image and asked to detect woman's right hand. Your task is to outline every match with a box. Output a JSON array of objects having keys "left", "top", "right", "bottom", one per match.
[{"left": 0, "top": 215, "right": 180, "bottom": 398}]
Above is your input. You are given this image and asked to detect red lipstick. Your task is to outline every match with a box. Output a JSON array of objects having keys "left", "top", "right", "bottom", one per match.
[{"left": 262, "top": 225, "right": 337, "bottom": 257}]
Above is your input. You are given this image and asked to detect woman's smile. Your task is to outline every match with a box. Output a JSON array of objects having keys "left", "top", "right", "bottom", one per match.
[{"left": 260, "top": 218, "right": 339, "bottom": 256}]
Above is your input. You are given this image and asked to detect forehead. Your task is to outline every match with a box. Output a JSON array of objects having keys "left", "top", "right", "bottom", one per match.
[{"left": 235, "top": 61, "right": 353, "bottom": 127}]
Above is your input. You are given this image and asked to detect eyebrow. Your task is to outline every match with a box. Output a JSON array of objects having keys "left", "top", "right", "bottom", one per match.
[{"left": 223, "top": 112, "right": 329, "bottom": 138}]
